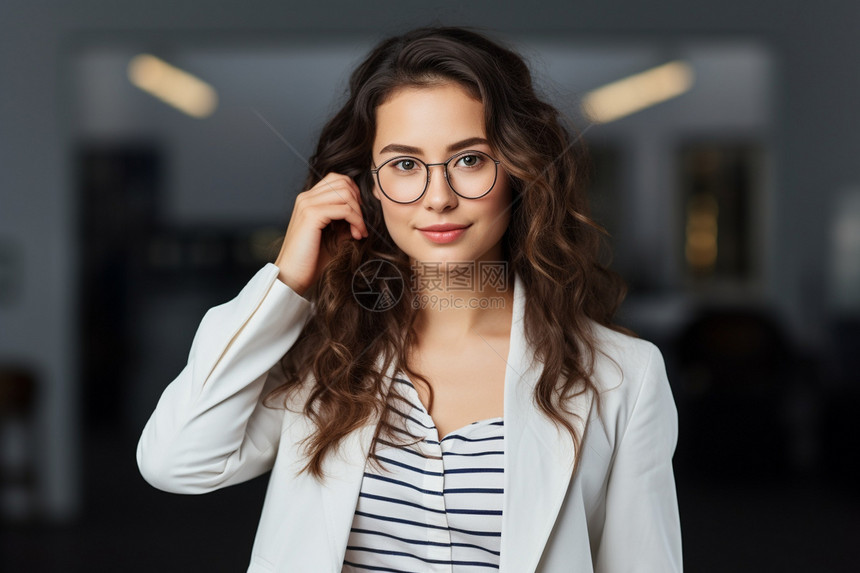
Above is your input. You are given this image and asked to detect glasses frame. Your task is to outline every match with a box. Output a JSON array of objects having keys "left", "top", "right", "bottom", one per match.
[{"left": 370, "top": 149, "right": 502, "bottom": 204}]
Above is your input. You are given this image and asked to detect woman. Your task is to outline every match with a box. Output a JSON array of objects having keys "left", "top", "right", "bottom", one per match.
[{"left": 137, "top": 25, "right": 682, "bottom": 572}]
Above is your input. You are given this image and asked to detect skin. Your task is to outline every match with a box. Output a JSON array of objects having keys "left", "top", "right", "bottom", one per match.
[
  {"left": 274, "top": 81, "right": 514, "bottom": 435},
  {"left": 371, "top": 82, "right": 515, "bottom": 344},
  {"left": 370, "top": 82, "right": 514, "bottom": 434}
]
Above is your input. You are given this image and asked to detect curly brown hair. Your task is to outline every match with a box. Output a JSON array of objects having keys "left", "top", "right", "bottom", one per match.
[{"left": 264, "top": 24, "right": 633, "bottom": 482}]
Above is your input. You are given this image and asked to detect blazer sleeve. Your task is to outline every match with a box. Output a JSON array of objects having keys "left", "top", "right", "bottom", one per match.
[
  {"left": 595, "top": 343, "right": 683, "bottom": 572},
  {"left": 136, "top": 262, "right": 314, "bottom": 495}
]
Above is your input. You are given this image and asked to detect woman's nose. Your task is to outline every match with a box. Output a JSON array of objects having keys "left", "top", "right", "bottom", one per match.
[{"left": 423, "top": 164, "right": 458, "bottom": 208}]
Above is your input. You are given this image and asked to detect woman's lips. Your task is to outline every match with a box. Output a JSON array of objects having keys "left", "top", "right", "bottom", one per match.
[{"left": 418, "top": 225, "right": 470, "bottom": 244}]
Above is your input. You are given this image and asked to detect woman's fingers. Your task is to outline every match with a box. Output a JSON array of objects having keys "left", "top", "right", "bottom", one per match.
[
  {"left": 314, "top": 175, "right": 368, "bottom": 238},
  {"left": 273, "top": 172, "right": 369, "bottom": 296}
]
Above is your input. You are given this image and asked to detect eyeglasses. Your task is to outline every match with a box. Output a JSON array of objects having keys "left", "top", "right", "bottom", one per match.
[{"left": 371, "top": 150, "right": 501, "bottom": 204}]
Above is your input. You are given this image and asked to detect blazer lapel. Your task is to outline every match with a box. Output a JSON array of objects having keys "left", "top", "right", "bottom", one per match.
[{"left": 498, "top": 271, "right": 594, "bottom": 572}]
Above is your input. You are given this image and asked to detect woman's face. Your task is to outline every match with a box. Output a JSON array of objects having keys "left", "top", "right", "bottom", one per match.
[{"left": 371, "top": 82, "right": 512, "bottom": 283}]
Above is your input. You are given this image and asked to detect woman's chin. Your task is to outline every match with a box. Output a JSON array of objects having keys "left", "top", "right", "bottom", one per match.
[{"left": 409, "top": 251, "right": 476, "bottom": 270}]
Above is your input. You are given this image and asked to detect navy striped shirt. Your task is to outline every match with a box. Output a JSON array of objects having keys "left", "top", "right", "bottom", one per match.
[{"left": 341, "top": 373, "right": 505, "bottom": 572}]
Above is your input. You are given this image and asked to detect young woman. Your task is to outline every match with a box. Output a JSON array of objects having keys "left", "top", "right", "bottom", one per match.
[{"left": 137, "top": 25, "right": 682, "bottom": 572}]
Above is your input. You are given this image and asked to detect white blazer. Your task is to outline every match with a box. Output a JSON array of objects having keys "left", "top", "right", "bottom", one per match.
[{"left": 137, "top": 263, "right": 682, "bottom": 572}]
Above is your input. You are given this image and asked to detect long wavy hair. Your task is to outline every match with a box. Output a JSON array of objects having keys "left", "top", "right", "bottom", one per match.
[{"left": 264, "top": 25, "right": 633, "bottom": 482}]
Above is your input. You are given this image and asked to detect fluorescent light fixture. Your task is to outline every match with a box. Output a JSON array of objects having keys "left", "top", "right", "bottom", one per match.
[
  {"left": 127, "top": 53, "right": 218, "bottom": 118},
  {"left": 582, "top": 60, "right": 694, "bottom": 124}
]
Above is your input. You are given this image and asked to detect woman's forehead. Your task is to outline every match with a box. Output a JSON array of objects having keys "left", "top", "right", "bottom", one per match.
[{"left": 373, "top": 85, "right": 487, "bottom": 155}]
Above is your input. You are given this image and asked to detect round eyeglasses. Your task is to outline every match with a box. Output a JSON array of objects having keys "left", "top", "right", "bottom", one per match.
[{"left": 371, "top": 150, "right": 501, "bottom": 204}]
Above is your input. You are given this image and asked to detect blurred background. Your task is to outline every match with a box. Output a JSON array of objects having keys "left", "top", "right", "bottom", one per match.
[{"left": 1, "top": 1, "right": 859, "bottom": 571}]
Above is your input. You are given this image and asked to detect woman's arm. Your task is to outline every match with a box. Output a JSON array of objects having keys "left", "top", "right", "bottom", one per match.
[
  {"left": 595, "top": 343, "right": 683, "bottom": 572},
  {"left": 136, "top": 262, "right": 313, "bottom": 494}
]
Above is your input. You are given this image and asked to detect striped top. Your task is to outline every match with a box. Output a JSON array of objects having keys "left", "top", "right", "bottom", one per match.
[{"left": 341, "top": 373, "right": 505, "bottom": 572}]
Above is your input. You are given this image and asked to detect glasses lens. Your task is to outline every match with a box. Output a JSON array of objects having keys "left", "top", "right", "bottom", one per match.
[
  {"left": 447, "top": 151, "right": 497, "bottom": 199},
  {"left": 377, "top": 157, "right": 428, "bottom": 203},
  {"left": 377, "top": 151, "right": 497, "bottom": 202}
]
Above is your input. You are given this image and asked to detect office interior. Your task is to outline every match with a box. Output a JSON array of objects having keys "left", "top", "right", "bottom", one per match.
[{"left": 1, "top": 1, "right": 859, "bottom": 571}]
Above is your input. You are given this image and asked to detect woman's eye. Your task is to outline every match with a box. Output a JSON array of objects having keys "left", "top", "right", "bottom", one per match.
[
  {"left": 456, "top": 154, "right": 483, "bottom": 168},
  {"left": 393, "top": 159, "right": 417, "bottom": 171}
]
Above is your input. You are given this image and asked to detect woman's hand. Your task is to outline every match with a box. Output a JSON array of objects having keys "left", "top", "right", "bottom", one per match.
[{"left": 274, "top": 172, "right": 369, "bottom": 297}]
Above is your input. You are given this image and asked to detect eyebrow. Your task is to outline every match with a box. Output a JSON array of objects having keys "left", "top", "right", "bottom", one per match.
[{"left": 378, "top": 137, "right": 490, "bottom": 156}]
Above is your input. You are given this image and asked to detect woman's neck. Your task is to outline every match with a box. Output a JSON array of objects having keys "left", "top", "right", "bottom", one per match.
[{"left": 411, "top": 273, "right": 514, "bottom": 343}]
